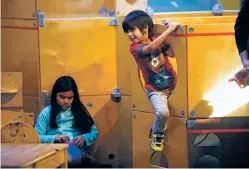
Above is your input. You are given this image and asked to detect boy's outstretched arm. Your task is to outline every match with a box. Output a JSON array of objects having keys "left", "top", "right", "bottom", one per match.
[{"left": 141, "top": 22, "right": 180, "bottom": 55}]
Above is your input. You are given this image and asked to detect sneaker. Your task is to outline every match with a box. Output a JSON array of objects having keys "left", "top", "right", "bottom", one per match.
[{"left": 150, "top": 133, "right": 165, "bottom": 152}]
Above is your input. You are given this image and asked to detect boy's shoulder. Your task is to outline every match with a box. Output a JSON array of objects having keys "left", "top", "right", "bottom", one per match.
[
  {"left": 130, "top": 42, "right": 142, "bottom": 48},
  {"left": 130, "top": 43, "right": 142, "bottom": 54}
]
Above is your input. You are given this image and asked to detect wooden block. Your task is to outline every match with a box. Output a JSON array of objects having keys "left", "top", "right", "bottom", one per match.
[
  {"left": 80, "top": 96, "right": 119, "bottom": 165},
  {"left": 1, "top": 0, "right": 36, "bottom": 19},
  {"left": 187, "top": 23, "right": 249, "bottom": 117},
  {"left": 1, "top": 72, "right": 23, "bottom": 108},
  {"left": 1, "top": 121, "right": 40, "bottom": 143},
  {"left": 24, "top": 112, "right": 35, "bottom": 126},
  {"left": 1, "top": 110, "right": 24, "bottom": 128},
  {"left": 1, "top": 19, "right": 40, "bottom": 97},
  {"left": 132, "top": 111, "right": 188, "bottom": 168},
  {"left": 37, "top": 0, "right": 106, "bottom": 18},
  {"left": 39, "top": 19, "right": 117, "bottom": 96}
]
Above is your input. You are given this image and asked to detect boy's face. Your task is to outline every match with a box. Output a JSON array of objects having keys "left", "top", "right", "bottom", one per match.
[{"left": 127, "top": 26, "right": 148, "bottom": 43}]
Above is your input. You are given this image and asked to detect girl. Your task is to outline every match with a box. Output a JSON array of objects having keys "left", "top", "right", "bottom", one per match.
[{"left": 35, "top": 76, "right": 99, "bottom": 167}]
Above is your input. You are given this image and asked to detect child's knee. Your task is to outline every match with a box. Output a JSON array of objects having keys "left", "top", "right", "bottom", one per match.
[{"left": 157, "top": 109, "right": 169, "bottom": 119}]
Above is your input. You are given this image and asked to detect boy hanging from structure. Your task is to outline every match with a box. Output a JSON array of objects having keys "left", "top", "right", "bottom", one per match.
[{"left": 122, "top": 10, "right": 180, "bottom": 152}]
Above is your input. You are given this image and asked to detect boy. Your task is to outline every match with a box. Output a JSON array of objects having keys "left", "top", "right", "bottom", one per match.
[{"left": 122, "top": 10, "right": 179, "bottom": 152}]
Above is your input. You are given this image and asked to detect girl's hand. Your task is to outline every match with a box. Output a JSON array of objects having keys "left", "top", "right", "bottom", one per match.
[
  {"left": 73, "top": 136, "right": 85, "bottom": 147},
  {"left": 54, "top": 135, "right": 70, "bottom": 143}
]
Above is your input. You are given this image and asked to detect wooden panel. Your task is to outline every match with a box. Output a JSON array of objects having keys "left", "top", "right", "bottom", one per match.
[
  {"left": 154, "top": 16, "right": 236, "bottom": 25},
  {"left": 1, "top": 111, "right": 35, "bottom": 131},
  {"left": 163, "top": 116, "right": 188, "bottom": 168},
  {"left": 39, "top": 19, "right": 116, "bottom": 96},
  {"left": 153, "top": 11, "right": 238, "bottom": 19},
  {"left": 187, "top": 23, "right": 249, "bottom": 118},
  {"left": 37, "top": 0, "right": 147, "bottom": 18},
  {"left": 23, "top": 96, "right": 41, "bottom": 123},
  {"left": 1, "top": 0, "right": 37, "bottom": 19},
  {"left": 37, "top": 0, "right": 106, "bottom": 18},
  {"left": 116, "top": 0, "right": 147, "bottom": 16},
  {"left": 1, "top": 19, "right": 38, "bottom": 27},
  {"left": 116, "top": 16, "right": 132, "bottom": 95},
  {"left": 1, "top": 72, "right": 23, "bottom": 108},
  {"left": 132, "top": 111, "right": 154, "bottom": 168},
  {"left": 104, "top": 0, "right": 116, "bottom": 11},
  {"left": 24, "top": 113, "right": 35, "bottom": 126},
  {"left": 132, "top": 25, "right": 188, "bottom": 117},
  {"left": 80, "top": 96, "right": 120, "bottom": 165},
  {"left": 132, "top": 111, "right": 188, "bottom": 168},
  {"left": 117, "top": 96, "right": 133, "bottom": 167},
  {"left": 1, "top": 19, "right": 40, "bottom": 97},
  {"left": 1, "top": 110, "right": 24, "bottom": 128},
  {"left": 220, "top": 0, "right": 240, "bottom": 10}
]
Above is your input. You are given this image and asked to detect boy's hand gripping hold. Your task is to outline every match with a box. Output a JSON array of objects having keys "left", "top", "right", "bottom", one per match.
[{"left": 164, "top": 21, "right": 180, "bottom": 33}]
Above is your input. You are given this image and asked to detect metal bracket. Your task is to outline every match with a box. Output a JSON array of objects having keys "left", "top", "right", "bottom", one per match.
[
  {"left": 212, "top": 3, "right": 223, "bottom": 16},
  {"left": 37, "top": 10, "right": 45, "bottom": 27},
  {"left": 111, "top": 88, "right": 121, "bottom": 102},
  {"left": 132, "top": 113, "right": 136, "bottom": 119},
  {"left": 189, "top": 27, "right": 194, "bottom": 33},
  {"left": 180, "top": 27, "right": 185, "bottom": 33},
  {"left": 41, "top": 91, "right": 48, "bottom": 106},
  {"left": 99, "top": 6, "right": 108, "bottom": 17},
  {"left": 109, "top": 18, "right": 119, "bottom": 26},
  {"left": 187, "top": 119, "right": 196, "bottom": 129},
  {"left": 109, "top": 10, "right": 116, "bottom": 17},
  {"left": 190, "top": 110, "right": 196, "bottom": 116},
  {"left": 145, "top": 6, "right": 154, "bottom": 19}
]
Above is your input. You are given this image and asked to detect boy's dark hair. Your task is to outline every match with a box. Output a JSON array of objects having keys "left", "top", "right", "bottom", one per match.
[
  {"left": 122, "top": 10, "right": 153, "bottom": 39},
  {"left": 50, "top": 76, "right": 94, "bottom": 134}
]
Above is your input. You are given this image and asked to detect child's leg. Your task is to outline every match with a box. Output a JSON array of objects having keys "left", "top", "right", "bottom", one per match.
[
  {"left": 147, "top": 90, "right": 169, "bottom": 133},
  {"left": 146, "top": 90, "right": 169, "bottom": 151}
]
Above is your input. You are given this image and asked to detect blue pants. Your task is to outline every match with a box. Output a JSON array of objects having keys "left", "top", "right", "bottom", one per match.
[{"left": 67, "top": 144, "right": 93, "bottom": 166}]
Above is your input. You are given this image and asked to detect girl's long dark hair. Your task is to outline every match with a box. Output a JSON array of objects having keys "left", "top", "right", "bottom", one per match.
[{"left": 49, "top": 76, "right": 94, "bottom": 133}]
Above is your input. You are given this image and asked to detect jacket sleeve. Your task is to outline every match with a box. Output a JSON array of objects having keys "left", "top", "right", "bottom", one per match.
[
  {"left": 234, "top": 0, "right": 249, "bottom": 54},
  {"left": 82, "top": 124, "right": 99, "bottom": 146},
  {"left": 35, "top": 107, "right": 57, "bottom": 143}
]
